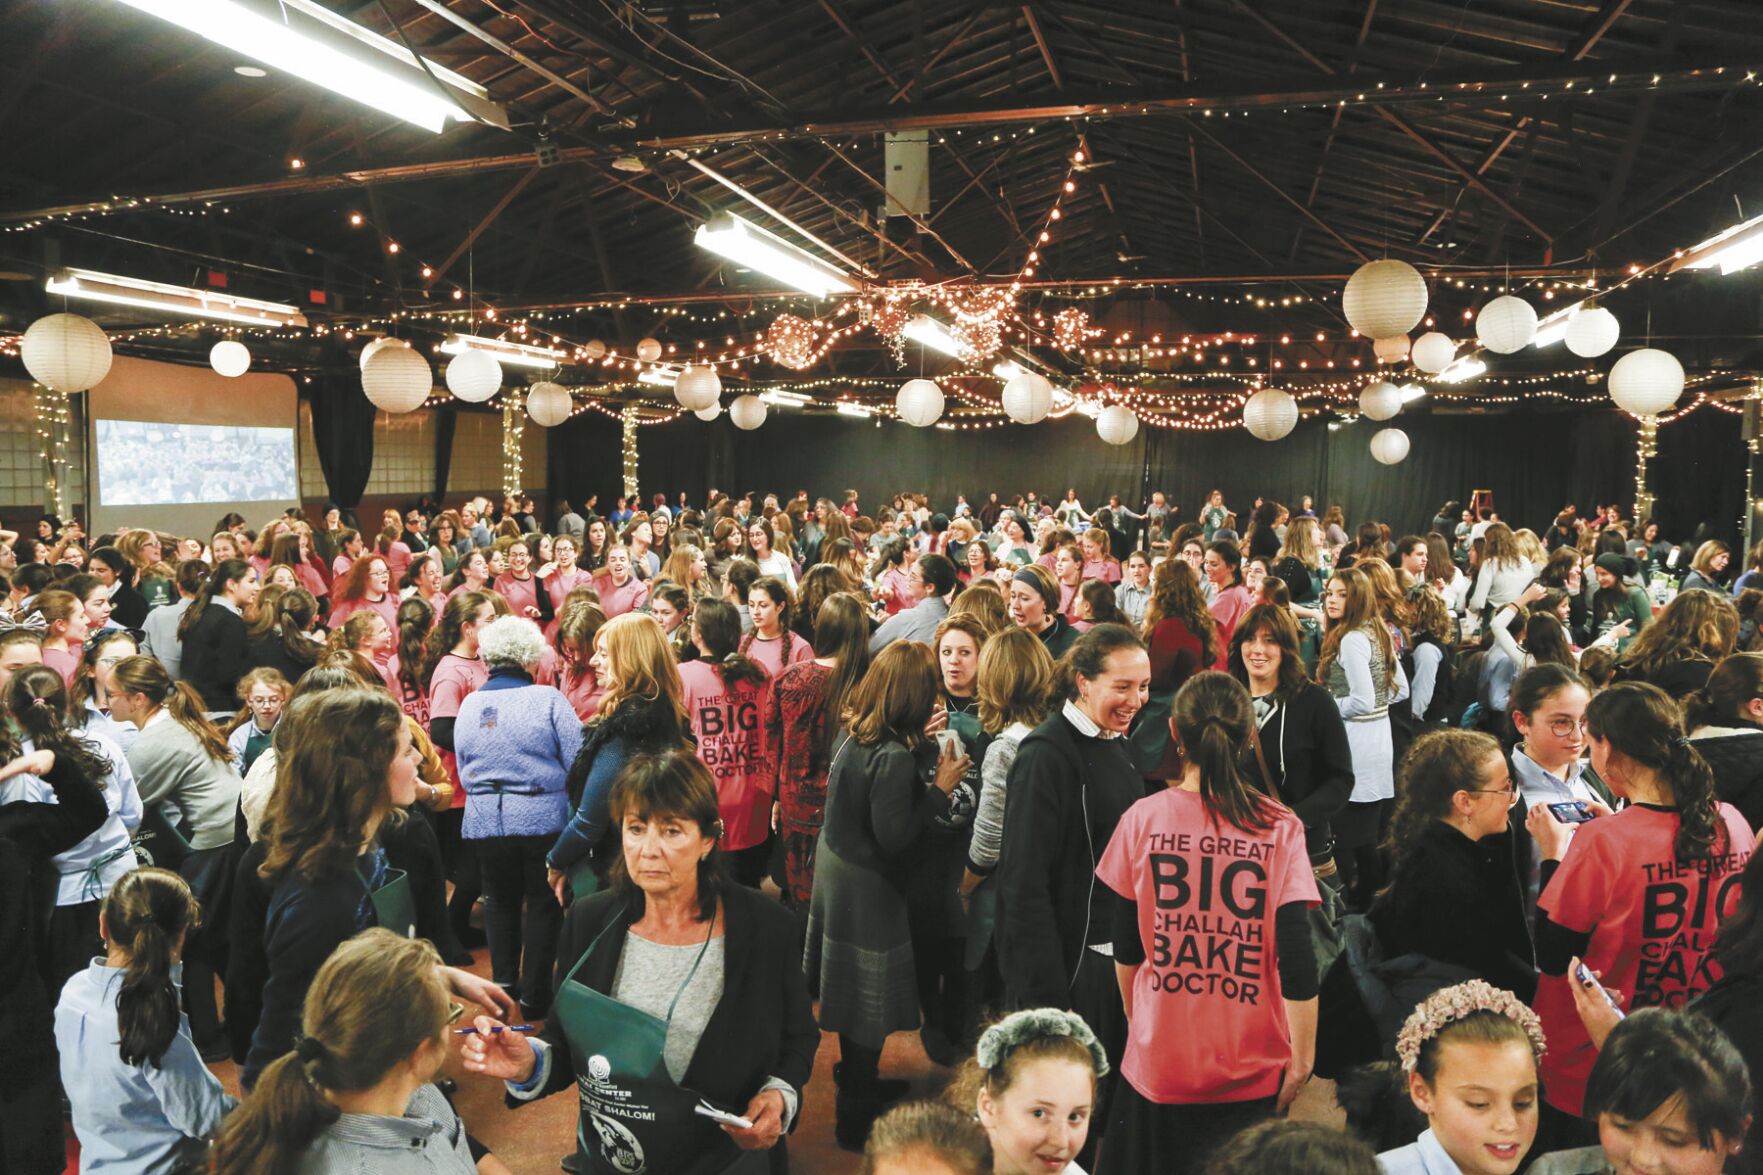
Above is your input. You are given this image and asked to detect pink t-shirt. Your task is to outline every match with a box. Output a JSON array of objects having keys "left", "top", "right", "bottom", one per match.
[
  {"left": 1096, "top": 788, "right": 1318, "bottom": 1104},
  {"left": 558, "top": 665, "right": 605, "bottom": 722},
  {"left": 41, "top": 645, "right": 80, "bottom": 687},
  {"left": 740, "top": 631, "right": 813, "bottom": 679},
  {"left": 330, "top": 592, "right": 398, "bottom": 634},
  {"left": 1083, "top": 558, "right": 1122, "bottom": 584},
  {"left": 493, "top": 573, "right": 543, "bottom": 620},
  {"left": 332, "top": 554, "right": 355, "bottom": 580},
  {"left": 428, "top": 652, "right": 489, "bottom": 809},
  {"left": 1059, "top": 581, "right": 1082, "bottom": 624},
  {"left": 543, "top": 567, "right": 596, "bottom": 612},
  {"left": 1534, "top": 803, "right": 1755, "bottom": 1115},
  {"left": 1208, "top": 584, "right": 1254, "bottom": 666},
  {"left": 295, "top": 560, "right": 328, "bottom": 600},
  {"left": 380, "top": 541, "right": 412, "bottom": 584},
  {"left": 598, "top": 574, "right": 650, "bottom": 618},
  {"left": 876, "top": 566, "right": 914, "bottom": 616},
  {"left": 678, "top": 660, "right": 774, "bottom": 851},
  {"left": 383, "top": 653, "right": 430, "bottom": 725}
]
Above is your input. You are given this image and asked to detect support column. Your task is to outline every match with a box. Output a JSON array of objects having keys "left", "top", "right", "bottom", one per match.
[
  {"left": 502, "top": 396, "right": 526, "bottom": 501},
  {"left": 33, "top": 383, "right": 70, "bottom": 518},
  {"left": 1633, "top": 414, "right": 1658, "bottom": 523},
  {"left": 621, "top": 404, "right": 639, "bottom": 500}
]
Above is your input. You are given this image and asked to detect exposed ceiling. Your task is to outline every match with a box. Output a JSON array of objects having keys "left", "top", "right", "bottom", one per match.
[{"left": 2, "top": 0, "right": 1761, "bottom": 401}]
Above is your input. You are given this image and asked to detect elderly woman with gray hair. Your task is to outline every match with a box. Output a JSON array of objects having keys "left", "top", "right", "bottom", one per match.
[{"left": 455, "top": 615, "right": 585, "bottom": 1017}]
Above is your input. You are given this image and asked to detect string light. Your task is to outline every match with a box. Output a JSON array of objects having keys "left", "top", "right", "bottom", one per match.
[{"left": 501, "top": 396, "right": 525, "bottom": 502}]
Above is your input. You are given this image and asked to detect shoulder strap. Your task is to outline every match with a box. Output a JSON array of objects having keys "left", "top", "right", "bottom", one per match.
[{"left": 1247, "top": 718, "right": 1281, "bottom": 802}]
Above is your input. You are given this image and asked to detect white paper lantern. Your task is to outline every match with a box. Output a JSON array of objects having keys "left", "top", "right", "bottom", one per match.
[
  {"left": 1370, "top": 427, "right": 1411, "bottom": 465},
  {"left": 1565, "top": 306, "right": 1620, "bottom": 358},
  {"left": 21, "top": 312, "right": 112, "bottom": 392},
  {"left": 1096, "top": 404, "right": 1139, "bottom": 446},
  {"left": 1476, "top": 295, "right": 1537, "bottom": 354},
  {"left": 1608, "top": 348, "right": 1685, "bottom": 416},
  {"left": 1410, "top": 331, "right": 1457, "bottom": 374},
  {"left": 1342, "top": 259, "right": 1428, "bottom": 339},
  {"left": 361, "top": 344, "right": 433, "bottom": 414},
  {"left": 445, "top": 349, "right": 502, "bottom": 403},
  {"left": 1359, "top": 381, "right": 1403, "bottom": 421},
  {"left": 1372, "top": 335, "right": 1410, "bottom": 364},
  {"left": 729, "top": 394, "right": 767, "bottom": 430},
  {"left": 584, "top": 339, "right": 607, "bottom": 361},
  {"left": 636, "top": 337, "right": 662, "bottom": 363},
  {"left": 1001, "top": 371, "right": 1054, "bottom": 424},
  {"left": 209, "top": 339, "right": 251, "bottom": 378},
  {"left": 673, "top": 365, "right": 722, "bottom": 411},
  {"left": 694, "top": 403, "right": 722, "bottom": 421},
  {"left": 1243, "top": 388, "right": 1298, "bottom": 441},
  {"left": 358, "top": 336, "right": 407, "bottom": 372},
  {"left": 525, "top": 381, "right": 572, "bottom": 427},
  {"left": 896, "top": 378, "right": 944, "bottom": 427}
]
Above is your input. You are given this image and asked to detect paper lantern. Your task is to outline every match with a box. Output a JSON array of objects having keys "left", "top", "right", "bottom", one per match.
[
  {"left": 525, "top": 382, "right": 572, "bottom": 427},
  {"left": 1565, "top": 305, "right": 1620, "bottom": 358},
  {"left": 1096, "top": 404, "right": 1139, "bottom": 446},
  {"left": 583, "top": 339, "right": 607, "bottom": 361},
  {"left": 728, "top": 394, "right": 767, "bottom": 430},
  {"left": 1608, "top": 348, "right": 1685, "bottom": 416},
  {"left": 358, "top": 336, "right": 407, "bottom": 372},
  {"left": 1372, "top": 335, "right": 1410, "bottom": 364},
  {"left": 636, "top": 337, "right": 662, "bottom": 363},
  {"left": 1359, "top": 380, "right": 1402, "bottom": 421},
  {"left": 1370, "top": 427, "right": 1411, "bottom": 465},
  {"left": 1411, "top": 331, "right": 1456, "bottom": 374},
  {"left": 1243, "top": 388, "right": 1298, "bottom": 441},
  {"left": 673, "top": 365, "right": 721, "bottom": 411},
  {"left": 1001, "top": 372, "right": 1054, "bottom": 424},
  {"left": 1476, "top": 295, "right": 1537, "bottom": 354},
  {"left": 445, "top": 349, "right": 502, "bottom": 403},
  {"left": 21, "top": 312, "right": 112, "bottom": 392},
  {"left": 1342, "top": 259, "right": 1428, "bottom": 339},
  {"left": 361, "top": 344, "right": 433, "bottom": 414},
  {"left": 209, "top": 340, "right": 250, "bottom": 378},
  {"left": 694, "top": 403, "right": 722, "bottom": 421},
  {"left": 896, "top": 378, "right": 944, "bottom": 427}
]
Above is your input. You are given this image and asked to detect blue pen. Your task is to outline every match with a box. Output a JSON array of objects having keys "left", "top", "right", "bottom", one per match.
[{"left": 453, "top": 1024, "right": 537, "bottom": 1036}]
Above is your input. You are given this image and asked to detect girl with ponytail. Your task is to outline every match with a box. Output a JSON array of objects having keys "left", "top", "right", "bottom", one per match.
[
  {"left": 3, "top": 663, "right": 141, "bottom": 998},
  {"left": 178, "top": 557, "right": 259, "bottom": 712},
  {"left": 213, "top": 929, "right": 471, "bottom": 1175},
  {"left": 245, "top": 586, "right": 322, "bottom": 686},
  {"left": 679, "top": 598, "right": 775, "bottom": 886},
  {"left": 1684, "top": 651, "right": 1763, "bottom": 829},
  {"left": 56, "top": 867, "right": 234, "bottom": 1175},
  {"left": 1094, "top": 670, "right": 1320, "bottom": 1173},
  {"left": 109, "top": 654, "right": 241, "bottom": 1058},
  {"left": 1524, "top": 680, "right": 1756, "bottom": 1123}
]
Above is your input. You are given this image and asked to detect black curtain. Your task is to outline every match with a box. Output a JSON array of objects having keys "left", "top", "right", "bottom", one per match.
[
  {"left": 433, "top": 407, "right": 457, "bottom": 502},
  {"left": 544, "top": 402, "right": 1743, "bottom": 541},
  {"left": 307, "top": 369, "right": 377, "bottom": 509}
]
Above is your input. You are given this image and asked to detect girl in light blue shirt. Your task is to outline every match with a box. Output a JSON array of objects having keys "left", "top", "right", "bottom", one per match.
[{"left": 56, "top": 867, "right": 235, "bottom": 1175}]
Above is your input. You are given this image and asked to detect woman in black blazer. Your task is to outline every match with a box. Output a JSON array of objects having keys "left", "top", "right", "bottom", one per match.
[
  {"left": 466, "top": 750, "right": 819, "bottom": 1175},
  {"left": 178, "top": 558, "right": 258, "bottom": 712}
]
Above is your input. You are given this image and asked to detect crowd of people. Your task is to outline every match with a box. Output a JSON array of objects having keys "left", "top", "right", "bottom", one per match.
[{"left": 1, "top": 480, "right": 1760, "bottom": 1175}]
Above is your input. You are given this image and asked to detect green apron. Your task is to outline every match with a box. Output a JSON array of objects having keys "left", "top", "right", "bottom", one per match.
[
  {"left": 366, "top": 866, "right": 417, "bottom": 939},
  {"left": 554, "top": 912, "right": 736, "bottom": 1175}
]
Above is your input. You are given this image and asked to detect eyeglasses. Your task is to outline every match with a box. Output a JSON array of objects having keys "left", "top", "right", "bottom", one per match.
[
  {"left": 246, "top": 696, "right": 281, "bottom": 708},
  {"left": 1547, "top": 717, "right": 1591, "bottom": 738},
  {"left": 1471, "top": 785, "right": 1519, "bottom": 806}
]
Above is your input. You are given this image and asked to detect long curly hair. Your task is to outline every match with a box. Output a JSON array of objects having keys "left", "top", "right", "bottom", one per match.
[
  {"left": 259, "top": 689, "right": 405, "bottom": 885},
  {"left": 1588, "top": 682, "right": 1728, "bottom": 864},
  {"left": 1142, "top": 557, "right": 1218, "bottom": 666},
  {"left": 1618, "top": 589, "right": 1739, "bottom": 680}
]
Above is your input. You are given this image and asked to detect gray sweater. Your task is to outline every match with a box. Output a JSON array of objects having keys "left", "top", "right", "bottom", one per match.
[{"left": 126, "top": 714, "right": 241, "bottom": 851}]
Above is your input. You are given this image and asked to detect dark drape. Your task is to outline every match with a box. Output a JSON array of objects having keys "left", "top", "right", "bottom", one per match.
[
  {"left": 546, "top": 402, "right": 1744, "bottom": 543},
  {"left": 433, "top": 408, "right": 457, "bottom": 502},
  {"left": 307, "top": 369, "right": 377, "bottom": 510}
]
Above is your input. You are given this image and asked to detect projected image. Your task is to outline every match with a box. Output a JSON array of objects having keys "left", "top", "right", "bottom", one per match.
[{"left": 95, "top": 419, "right": 298, "bottom": 506}]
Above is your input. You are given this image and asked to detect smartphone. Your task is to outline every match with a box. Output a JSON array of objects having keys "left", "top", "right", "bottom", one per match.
[
  {"left": 1574, "top": 962, "right": 1625, "bottom": 1020},
  {"left": 1549, "top": 801, "right": 1595, "bottom": 825},
  {"left": 935, "top": 729, "right": 962, "bottom": 757},
  {"left": 695, "top": 1100, "right": 754, "bottom": 1130}
]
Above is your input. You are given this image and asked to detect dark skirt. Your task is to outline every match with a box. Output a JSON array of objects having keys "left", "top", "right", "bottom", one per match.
[
  {"left": 803, "top": 837, "right": 919, "bottom": 1050},
  {"left": 1095, "top": 1079, "right": 1277, "bottom": 1175}
]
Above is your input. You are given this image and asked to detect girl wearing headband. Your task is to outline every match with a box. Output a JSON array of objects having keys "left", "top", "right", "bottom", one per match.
[{"left": 946, "top": 1008, "right": 1108, "bottom": 1175}]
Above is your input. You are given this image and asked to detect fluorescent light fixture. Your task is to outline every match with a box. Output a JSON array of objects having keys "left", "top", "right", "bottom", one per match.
[
  {"left": 693, "top": 211, "right": 857, "bottom": 297},
  {"left": 760, "top": 389, "right": 813, "bottom": 407},
  {"left": 1671, "top": 212, "right": 1763, "bottom": 275},
  {"left": 836, "top": 401, "right": 874, "bottom": 417},
  {"left": 438, "top": 334, "right": 563, "bottom": 369},
  {"left": 108, "top": 0, "right": 507, "bottom": 133},
  {"left": 1436, "top": 357, "right": 1487, "bottom": 384},
  {"left": 1399, "top": 384, "right": 1427, "bottom": 404},
  {"left": 46, "top": 267, "right": 307, "bottom": 326},
  {"left": 1074, "top": 399, "right": 1101, "bottom": 418},
  {"left": 992, "top": 360, "right": 1024, "bottom": 381},
  {"left": 637, "top": 367, "right": 679, "bottom": 387},
  {"left": 935, "top": 422, "right": 956, "bottom": 431},
  {"left": 1530, "top": 301, "right": 1583, "bottom": 349},
  {"left": 903, "top": 315, "right": 963, "bottom": 358}
]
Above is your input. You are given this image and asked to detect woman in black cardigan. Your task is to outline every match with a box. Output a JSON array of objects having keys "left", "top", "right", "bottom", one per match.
[
  {"left": 179, "top": 558, "right": 258, "bottom": 712},
  {"left": 1368, "top": 728, "right": 1537, "bottom": 1000},
  {"left": 467, "top": 750, "right": 818, "bottom": 1175}
]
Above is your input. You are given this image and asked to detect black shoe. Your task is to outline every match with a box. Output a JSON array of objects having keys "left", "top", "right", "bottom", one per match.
[
  {"left": 440, "top": 944, "right": 475, "bottom": 967},
  {"left": 560, "top": 1153, "right": 582, "bottom": 1173},
  {"left": 196, "top": 1036, "right": 232, "bottom": 1064},
  {"left": 519, "top": 998, "right": 550, "bottom": 1022},
  {"left": 452, "top": 923, "right": 488, "bottom": 950},
  {"left": 920, "top": 1025, "right": 963, "bottom": 1069},
  {"left": 834, "top": 1061, "right": 908, "bottom": 1103}
]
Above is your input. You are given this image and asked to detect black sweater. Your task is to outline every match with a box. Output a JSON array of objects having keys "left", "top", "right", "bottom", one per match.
[
  {"left": 1692, "top": 730, "right": 1763, "bottom": 832},
  {"left": 1251, "top": 681, "right": 1356, "bottom": 864},
  {"left": 515, "top": 887, "right": 820, "bottom": 1175},
  {"left": 181, "top": 602, "right": 250, "bottom": 711},
  {"left": 1369, "top": 821, "right": 1537, "bottom": 1001},
  {"left": 996, "top": 710, "right": 1144, "bottom": 1009}
]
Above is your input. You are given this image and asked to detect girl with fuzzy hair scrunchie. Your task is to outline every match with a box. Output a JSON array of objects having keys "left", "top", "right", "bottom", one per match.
[
  {"left": 944, "top": 1008, "right": 1108, "bottom": 1175},
  {"left": 1376, "top": 980, "right": 1547, "bottom": 1175}
]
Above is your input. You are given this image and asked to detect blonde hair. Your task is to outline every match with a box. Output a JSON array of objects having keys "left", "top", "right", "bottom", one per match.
[
  {"left": 976, "top": 627, "right": 1056, "bottom": 734},
  {"left": 595, "top": 612, "right": 690, "bottom": 731}
]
